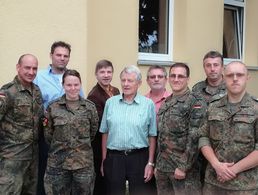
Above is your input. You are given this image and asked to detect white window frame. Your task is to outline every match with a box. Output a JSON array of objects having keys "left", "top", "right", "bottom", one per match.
[
  {"left": 138, "top": 0, "right": 174, "bottom": 62},
  {"left": 224, "top": 0, "right": 245, "bottom": 64}
]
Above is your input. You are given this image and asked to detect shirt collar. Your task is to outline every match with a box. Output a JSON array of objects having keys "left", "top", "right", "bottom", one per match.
[
  {"left": 58, "top": 94, "right": 86, "bottom": 106},
  {"left": 48, "top": 65, "right": 66, "bottom": 75},
  {"left": 174, "top": 87, "right": 191, "bottom": 102},
  {"left": 14, "top": 75, "right": 34, "bottom": 94},
  {"left": 119, "top": 93, "right": 141, "bottom": 104},
  {"left": 218, "top": 92, "right": 251, "bottom": 108}
]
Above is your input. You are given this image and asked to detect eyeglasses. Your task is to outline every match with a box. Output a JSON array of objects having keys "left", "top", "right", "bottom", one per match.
[
  {"left": 148, "top": 75, "right": 165, "bottom": 79},
  {"left": 169, "top": 74, "right": 187, "bottom": 80}
]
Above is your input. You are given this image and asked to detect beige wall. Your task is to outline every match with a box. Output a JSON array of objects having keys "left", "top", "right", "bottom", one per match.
[
  {"left": 0, "top": 0, "right": 88, "bottom": 89},
  {"left": 0, "top": 0, "right": 257, "bottom": 96},
  {"left": 244, "top": 0, "right": 258, "bottom": 95},
  {"left": 86, "top": 0, "right": 138, "bottom": 94}
]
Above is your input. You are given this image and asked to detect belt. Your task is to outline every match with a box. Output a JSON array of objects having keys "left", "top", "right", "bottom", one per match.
[{"left": 107, "top": 148, "right": 148, "bottom": 156}]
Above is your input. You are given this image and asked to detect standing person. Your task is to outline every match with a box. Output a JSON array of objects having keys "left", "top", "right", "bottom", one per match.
[
  {"left": 44, "top": 69, "right": 98, "bottom": 195},
  {"left": 34, "top": 41, "right": 84, "bottom": 195},
  {"left": 100, "top": 65, "right": 157, "bottom": 195},
  {"left": 87, "top": 59, "right": 119, "bottom": 195},
  {"left": 0, "top": 54, "right": 44, "bottom": 194},
  {"left": 146, "top": 65, "right": 171, "bottom": 115},
  {"left": 199, "top": 61, "right": 258, "bottom": 194},
  {"left": 192, "top": 50, "right": 226, "bottom": 184},
  {"left": 145, "top": 65, "right": 171, "bottom": 195},
  {"left": 192, "top": 50, "right": 226, "bottom": 103},
  {"left": 34, "top": 41, "right": 76, "bottom": 109},
  {"left": 155, "top": 63, "right": 206, "bottom": 195}
]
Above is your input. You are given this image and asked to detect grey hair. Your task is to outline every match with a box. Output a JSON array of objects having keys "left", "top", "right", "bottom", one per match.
[
  {"left": 147, "top": 65, "right": 167, "bottom": 78},
  {"left": 120, "top": 65, "right": 142, "bottom": 81}
]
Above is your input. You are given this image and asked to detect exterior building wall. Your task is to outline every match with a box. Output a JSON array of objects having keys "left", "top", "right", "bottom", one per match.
[{"left": 0, "top": 0, "right": 257, "bottom": 96}]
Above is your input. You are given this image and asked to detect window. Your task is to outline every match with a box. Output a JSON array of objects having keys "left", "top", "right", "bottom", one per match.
[
  {"left": 223, "top": 0, "right": 245, "bottom": 62},
  {"left": 138, "top": 0, "right": 173, "bottom": 62}
]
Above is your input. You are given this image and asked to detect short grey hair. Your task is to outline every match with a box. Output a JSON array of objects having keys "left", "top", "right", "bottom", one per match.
[
  {"left": 120, "top": 65, "right": 142, "bottom": 81},
  {"left": 147, "top": 65, "right": 167, "bottom": 78}
]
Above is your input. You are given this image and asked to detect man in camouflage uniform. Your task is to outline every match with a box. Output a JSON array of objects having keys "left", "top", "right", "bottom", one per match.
[
  {"left": 192, "top": 50, "right": 226, "bottom": 103},
  {"left": 199, "top": 61, "right": 258, "bottom": 194},
  {"left": 155, "top": 63, "right": 206, "bottom": 195},
  {"left": 192, "top": 50, "right": 226, "bottom": 185},
  {"left": 0, "top": 54, "right": 44, "bottom": 194},
  {"left": 44, "top": 69, "right": 99, "bottom": 194}
]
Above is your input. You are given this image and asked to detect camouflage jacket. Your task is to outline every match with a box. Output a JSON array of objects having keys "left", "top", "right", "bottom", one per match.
[
  {"left": 156, "top": 88, "right": 206, "bottom": 172},
  {"left": 45, "top": 95, "right": 99, "bottom": 170},
  {"left": 199, "top": 93, "right": 258, "bottom": 190},
  {"left": 0, "top": 76, "right": 44, "bottom": 160},
  {"left": 192, "top": 79, "right": 226, "bottom": 105}
]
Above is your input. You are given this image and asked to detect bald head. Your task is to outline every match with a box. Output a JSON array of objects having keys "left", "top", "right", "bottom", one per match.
[
  {"left": 18, "top": 54, "right": 38, "bottom": 65},
  {"left": 16, "top": 54, "right": 38, "bottom": 87},
  {"left": 225, "top": 61, "right": 247, "bottom": 75}
]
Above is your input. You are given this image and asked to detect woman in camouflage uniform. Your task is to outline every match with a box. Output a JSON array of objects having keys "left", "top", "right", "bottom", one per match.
[{"left": 44, "top": 69, "right": 99, "bottom": 195}]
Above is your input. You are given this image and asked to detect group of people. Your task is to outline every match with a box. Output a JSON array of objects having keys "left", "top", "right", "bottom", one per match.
[{"left": 0, "top": 40, "right": 257, "bottom": 195}]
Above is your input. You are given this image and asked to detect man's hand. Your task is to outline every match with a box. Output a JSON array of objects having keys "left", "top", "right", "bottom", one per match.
[
  {"left": 214, "top": 162, "right": 236, "bottom": 182},
  {"left": 100, "top": 159, "right": 105, "bottom": 177},
  {"left": 174, "top": 168, "right": 186, "bottom": 180},
  {"left": 144, "top": 164, "right": 154, "bottom": 182}
]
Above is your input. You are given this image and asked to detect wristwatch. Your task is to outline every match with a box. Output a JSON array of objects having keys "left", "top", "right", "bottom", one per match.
[{"left": 147, "top": 162, "right": 155, "bottom": 167}]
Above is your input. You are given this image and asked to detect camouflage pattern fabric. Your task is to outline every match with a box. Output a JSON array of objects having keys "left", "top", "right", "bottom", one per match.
[
  {"left": 155, "top": 169, "right": 201, "bottom": 195},
  {"left": 44, "top": 95, "right": 98, "bottom": 194},
  {"left": 192, "top": 79, "right": 226, "bottom": 105},
  {"left": 0, "top": 76, "right": 44, "bottom": 194},
  {"left": 203, "top": 183, "right": 258, "bottom": 195},
  {"left": 199, "top": 93, "right": 258, "bottom": 190},
  {"left": 44, "top": 166, "right": 95, "bottom": 195},
  {"left": 156, "top": 88, "right": 206, "bottom": 194},
  {"left": 192, "top": 79, "right": 226, "bottom": 185}
]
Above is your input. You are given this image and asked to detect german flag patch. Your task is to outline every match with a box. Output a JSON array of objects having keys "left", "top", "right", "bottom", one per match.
[
  {"left": 193, "top": 104, "right": 202, "bottom": 109},
  {"left": 0, "top": 92, "right": 6, "bottom": 98}
]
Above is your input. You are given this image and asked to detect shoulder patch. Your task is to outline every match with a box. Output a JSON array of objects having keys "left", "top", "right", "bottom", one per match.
[
  {"left": 192, "top": 80, "right": 206, "bottom": 91},
  {"left": 210, "top": 96, "right": 223, "bottom": 103},
  {"left": 193, "top": 104, "right": 203, "bottom": 109},
  {"left": 1, "top": 81, "right": 14, "bottom": 90},
  {"left": 251, "top": 96, "right": 258, "bottom": 102},
  {"left": 84, "top": 98, "right": 95, "bottom": 106},
  {"left": 0, "top": 92, "right": 6, "bottom": 98}
]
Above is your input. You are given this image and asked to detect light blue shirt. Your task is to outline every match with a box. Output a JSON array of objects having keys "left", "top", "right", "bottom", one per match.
[
  {"left": 34, "top": 65, "right": 84, "bottom": 109},
  {"left": 100, "top": 93, "right": 157, "bottom": 150}
]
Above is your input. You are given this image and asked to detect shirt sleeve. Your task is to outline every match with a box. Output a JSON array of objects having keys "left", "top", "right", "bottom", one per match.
[
  {"left": 99, "top": 100, "right": 109, "bottom": 133},
  {"left": 183, "top": 98, "right": 207, "bottom": 171},
  {"left": 90, "top": 104, "right": 99, "bottom": 141},
  {"left": 198, "top": 114, "right": 211, "bottom": 149},
  {"left": 0, "top": 91, "right": 8, "bottom": 120},
  {"left": 255, "top": 105, "right": 258, "bottom": 150},
  {"left": 44, "top": 106, "right": 54, "bottom": 146},
  {"left": 148, "top": 101, "right": 157, "bottom": 136}
]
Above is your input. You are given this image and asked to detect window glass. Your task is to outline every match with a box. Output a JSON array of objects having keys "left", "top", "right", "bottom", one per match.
[
  {"left": 138, "top": 0, "right": 173, "bottom": 61},
  {"left": 223, "top": 0, "right": 244, "bottom": 60}
]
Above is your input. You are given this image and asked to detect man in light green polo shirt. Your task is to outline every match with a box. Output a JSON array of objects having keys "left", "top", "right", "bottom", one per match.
[{"left": 100, "top": 65, "right": 157, "bottom": 195}]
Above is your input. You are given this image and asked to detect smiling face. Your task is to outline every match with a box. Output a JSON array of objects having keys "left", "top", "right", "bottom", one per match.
[
  {"left": 17, "top": 54, "right": 38, "bottom": 87},
  {"left": 120, "top": 72, "right": 141, "bottom": 100},
  {"left": 95, "top": 66, "right": 113, "bottom": 87},
  {"left": 63, "top": 75, "right": 81, "bottom": 101},
  {"left": 224, "top": 62, "right": 248, "bottom": 98},
  {"left": 169, "top": 66, "right": 189, "bottom": 95}
]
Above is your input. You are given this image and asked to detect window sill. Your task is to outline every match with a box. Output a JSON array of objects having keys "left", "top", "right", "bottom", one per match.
[
  {"left": 137, "top": 60, "right": 174, "bottom": 67},
  {"left": 247, "top": 66, "right": 258, "bottom": 71}
]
